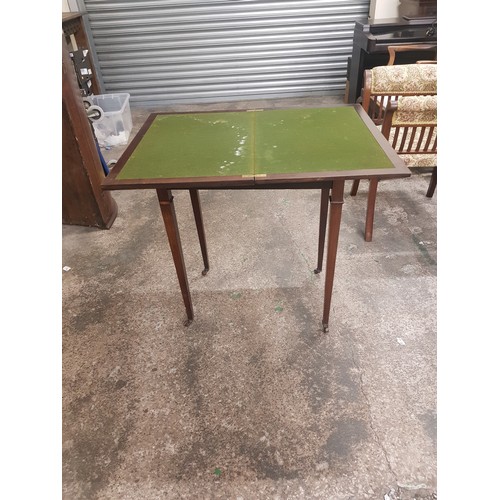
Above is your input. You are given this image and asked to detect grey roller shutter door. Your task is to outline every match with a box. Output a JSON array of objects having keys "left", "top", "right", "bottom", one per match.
[{"left": 80, "top": 0, "right": 370, "bottom": 107}]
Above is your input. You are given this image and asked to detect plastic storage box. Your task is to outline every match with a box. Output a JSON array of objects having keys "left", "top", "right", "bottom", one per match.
[{"left": 84, "top": 93, "right": 133, "bottom": 147}]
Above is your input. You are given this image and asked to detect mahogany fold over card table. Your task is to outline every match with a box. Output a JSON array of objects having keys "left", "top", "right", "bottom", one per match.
[{"left": 102, "top": 104, "right": 410, "bottom": 332}]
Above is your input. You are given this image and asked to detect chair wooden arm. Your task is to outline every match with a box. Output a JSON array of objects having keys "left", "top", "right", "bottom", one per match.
[
  {"left": 361, "top": 69, "right": 372, "bottom": 113},
  {"left": 381, "top": 100, "right": 398, "bottom": 139}
]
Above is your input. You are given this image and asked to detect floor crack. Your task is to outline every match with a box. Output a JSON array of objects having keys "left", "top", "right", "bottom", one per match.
[{"left": 347, "top": 337, "right": 399, "bottom": 483}]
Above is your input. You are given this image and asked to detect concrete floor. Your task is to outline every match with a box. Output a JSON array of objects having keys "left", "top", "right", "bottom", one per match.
[{"left": 62, "top": 96, "right": 437, "bottom": 499}]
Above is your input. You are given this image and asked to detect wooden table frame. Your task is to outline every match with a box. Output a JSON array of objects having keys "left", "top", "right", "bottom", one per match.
[{"left": 102, "top": 105, "right": 410, "bottom": 332}]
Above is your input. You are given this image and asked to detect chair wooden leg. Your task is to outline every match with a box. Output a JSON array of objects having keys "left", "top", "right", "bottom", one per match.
[
  {"left": 350, "top": 179, "right": 360, "bottom": 196},
  {"left": 364, "top": 179, "right": 379, "bottom": 242},
  {"left": 426, "top": 167, "right": 437, "bottom": 198}
]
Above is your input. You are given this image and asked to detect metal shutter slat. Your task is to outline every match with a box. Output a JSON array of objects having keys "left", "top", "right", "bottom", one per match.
[{"left": 79, "top": 0, "right": 369, "bottom": 106}]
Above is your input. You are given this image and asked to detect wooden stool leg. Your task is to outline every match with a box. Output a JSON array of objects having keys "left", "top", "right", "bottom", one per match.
[
  {"left": 189, "top": 189, "right": 210, "bottom": 275},
  {"left": 426, "top": 167, "right": 437, "bottom": 198},
  {"left": 314, "top": 186, "right": 330, "bottom": 274},
  {"left": 157, "top": 189, "right": 194, "bottom": 325},
  {"left": 364, "top": 179, "right": 379, "bottom": 242},
  {"left": 322, "top": 180, "right": 345, "bottom": 333},
  {"left": 350, "top": 179, "right": 360, "bottom": 196}
]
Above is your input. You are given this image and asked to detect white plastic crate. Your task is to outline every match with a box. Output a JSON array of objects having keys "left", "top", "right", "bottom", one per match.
[{"left": 84, "top": 93, "right": 132, "bottom": 147}]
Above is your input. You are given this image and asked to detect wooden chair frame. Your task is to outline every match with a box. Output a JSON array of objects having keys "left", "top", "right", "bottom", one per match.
[
  {"left": 352, "top": 99, "right": 437, "bottom": 241},
  {"left": 361, "top": 70, "right": 436, "bottom": 126},
  {"left": 387, "top": 44, "right": 437, "bottom": 66}
]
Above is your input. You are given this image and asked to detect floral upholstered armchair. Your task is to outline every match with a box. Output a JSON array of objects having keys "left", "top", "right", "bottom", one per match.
[
  {"left": 360, "top": 63, "right": 437, "bottom": 125},
  {"left": 352, "top": 66, "right": 437, "bottom": 242}
]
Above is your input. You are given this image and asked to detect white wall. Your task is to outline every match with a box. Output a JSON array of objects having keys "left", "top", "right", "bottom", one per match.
[{"left": 369, "top": 0, "right": 400, "bottom": 21}]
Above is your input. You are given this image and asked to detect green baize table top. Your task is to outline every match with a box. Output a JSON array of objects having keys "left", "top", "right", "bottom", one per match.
[{"left": 115, "top": 107, "right": 396, "bottom": 181}]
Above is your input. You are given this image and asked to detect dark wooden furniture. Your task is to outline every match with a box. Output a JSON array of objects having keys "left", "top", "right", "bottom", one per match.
[
  {"left": 62, "top": 33, "right": 117, "bottom": 228},
  {"left": 346, "top": 17, "right": 437, "bottom": 103},
  {"left": 102, "top": 106, "right": 409, "bottom": 332},
  {"left": 62, "top": 12, "right": 101, "bottom": 96},
  {"left": 399, "top": 0, "right": 437, "bottom": 19}
]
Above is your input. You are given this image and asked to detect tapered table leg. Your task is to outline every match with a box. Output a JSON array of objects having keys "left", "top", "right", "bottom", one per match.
[
  {"left": 350, "top": 179, "right": 360, "bottom": 196},
  {"left": 322, "top": 180, "right": 345, "bottom": 333},
  {"left": 189, "top": 189, "right": 210, "bottom": 276},
  {"left": 314, "top": 186, "right": 330, "bottom": 274},
  {"left": 157, "top": 189, "right": 194, "bottom": 325},
  {"left": 364, "top": 178, "right": 379, "bottom": 242}
]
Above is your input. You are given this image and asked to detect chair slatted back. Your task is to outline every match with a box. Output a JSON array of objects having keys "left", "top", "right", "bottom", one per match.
[
  {"left": 390, "top": 125, "right": 437, "bottom": 154},
  {"left": 381, "top": 96, "right": 437, "bottom": 167},
  {"left": 387, "top": 44, "right": 437, "bottom": 66}
]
